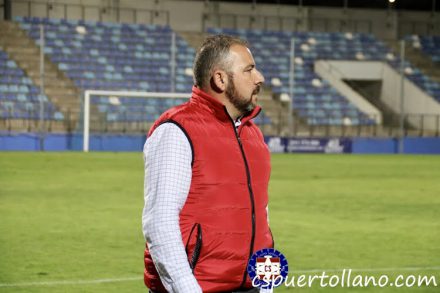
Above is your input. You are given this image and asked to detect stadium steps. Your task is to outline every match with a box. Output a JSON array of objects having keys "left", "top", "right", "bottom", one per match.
[
  {"left": 1, "top": 118, "right": 71, "bottom": 133},
  {"left": 256, "top": 87, "right": 290, "bottom": 136},
  {"left": 0, "top": 20, "right": 81, "bottom": 128},
  {"left": 257, "top": 90, "right": 292, "bottom": 137},
  {"left": 343, "top": 80, "right": 406, "bottom": 128},
  {"left": 384, "top": 38, "right": 440, "bottom": 83}
]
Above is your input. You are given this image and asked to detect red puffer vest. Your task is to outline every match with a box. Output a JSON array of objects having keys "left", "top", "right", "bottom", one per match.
[{"left": 144, "top": 86, "right": 273, "bottom": 292}]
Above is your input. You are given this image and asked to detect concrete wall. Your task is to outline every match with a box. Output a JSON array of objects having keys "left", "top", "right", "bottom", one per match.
[
  {"left": 8, "top": 0, "right": 440, "bottom": 37},
  {"left": 0, "top": 0, "right": 4, "bottom": 21},
  {"left": 399, "top": 10, "right": 440, "bottom": 37},
  {"left": 308, "top": 7, "right": 396, "bottom": 39},
  {"left": 380, "top": 63, "right": 440, "bottom": 130},
  {"left": 317, "top": 60, "right": 384, "bottom": 80},
  {"left": 315, "top": 60, "right": 440, "bottom": 130},
  {"left": 315, "top": 60, "right": 382, "bottom": 124},
  {"left": 204, "top": 2, "right": 308, "bottom": 32},
  {"left": 11, "top": 0, "right": 171, "bottom": 25},
  {"left": 2, "top": 132, "right": 439, "bottom": 154}
]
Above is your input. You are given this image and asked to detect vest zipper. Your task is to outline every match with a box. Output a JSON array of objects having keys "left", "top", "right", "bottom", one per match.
[
  {"left": 185, "top": 223, "right": 203, "bottom": 272},
  {"left": 190, "top": 224, "right": 202, "bottom": 271},
  {"left": 225, "top": 110, "right": 256, "bottom": 288}
]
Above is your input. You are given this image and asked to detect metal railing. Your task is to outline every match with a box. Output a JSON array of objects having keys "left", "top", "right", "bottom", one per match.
[
  {"left": 1, "top": 111, "right": 439, "bottom": 138},
  {"left": 0, "top": 108, "right": 74, "bottom": 133},
  {"left": 288, "top": 112, "right": 440, "bottom": 138}
]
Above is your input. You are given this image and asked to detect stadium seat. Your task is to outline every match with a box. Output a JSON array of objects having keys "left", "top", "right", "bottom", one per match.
[
  {"left": 208, "top": 28, "right": 440, "bottom": 125},
  {"left": 15, "top": 16, "right": 203, "bottom": 124},
  {"left": 0, "top": 49, "right": 56, "bottom": 121}
]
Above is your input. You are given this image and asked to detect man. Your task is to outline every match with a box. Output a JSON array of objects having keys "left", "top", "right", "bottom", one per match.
[{"left": 142, "top": 34, "right": 274, "bottom": 293}]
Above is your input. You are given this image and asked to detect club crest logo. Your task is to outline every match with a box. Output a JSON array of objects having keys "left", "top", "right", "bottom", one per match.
[{"left": 247, "top": 248, "right": 289, "bottom": 289}]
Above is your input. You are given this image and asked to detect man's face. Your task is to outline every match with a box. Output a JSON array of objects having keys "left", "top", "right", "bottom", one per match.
[{"left": 225, "top": 45, "right": 265, "bottom": 115}]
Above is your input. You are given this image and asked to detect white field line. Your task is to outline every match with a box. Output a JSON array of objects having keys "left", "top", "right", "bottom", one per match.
[
  {"left": 289, "top": 266, "right": 440, "bottom": 274},
  {"left": 1, "top": 266, "right": 439, "bottom": 288},
  {"left": 0, "top": 277, "right": 142, "bottom": 287}
]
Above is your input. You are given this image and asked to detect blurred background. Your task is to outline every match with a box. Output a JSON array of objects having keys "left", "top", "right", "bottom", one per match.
[
  {"left": 0, "top": 2, "right": 439, "bottom": 293},
  {"left": 0, "top": 0, "right": 440, "bottom": 153}
]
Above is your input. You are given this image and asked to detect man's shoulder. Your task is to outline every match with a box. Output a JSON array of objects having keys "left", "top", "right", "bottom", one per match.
[
  {"left": 165, "top": 98, "right": 201, "bottom": 118},
  {"left": 148, "top": 101, "right": 196, "bottom": 136},
  {"left": 246, "top": 118, "right": 264, "bottom": 133}
]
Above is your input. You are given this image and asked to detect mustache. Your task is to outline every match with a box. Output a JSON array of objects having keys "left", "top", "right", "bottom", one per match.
[{"left": 252, "top": 85, "right": 261, "bottom": 95}]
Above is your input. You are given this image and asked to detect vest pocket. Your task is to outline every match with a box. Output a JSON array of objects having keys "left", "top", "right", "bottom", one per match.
[{"left": 185, "top": 223, "right": 203, "bottom": 271}]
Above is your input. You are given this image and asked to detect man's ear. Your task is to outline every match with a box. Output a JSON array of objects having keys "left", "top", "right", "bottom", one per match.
[{"left": 210, "top": 70, "right": 228, "bottom": 93}]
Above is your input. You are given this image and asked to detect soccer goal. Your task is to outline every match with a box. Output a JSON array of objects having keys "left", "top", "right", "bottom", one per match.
[{"left": 83, "top": 90, "right": 190, "bottom": 152}]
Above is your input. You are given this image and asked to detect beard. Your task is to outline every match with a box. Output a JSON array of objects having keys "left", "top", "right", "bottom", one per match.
[{"left": 225, "top": 72, "right": 260, "bottom": 115}]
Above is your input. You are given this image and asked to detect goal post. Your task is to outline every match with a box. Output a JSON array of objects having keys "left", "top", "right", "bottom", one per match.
[{"left": 83, "top": 90, "right": 190, "bottom": 152}]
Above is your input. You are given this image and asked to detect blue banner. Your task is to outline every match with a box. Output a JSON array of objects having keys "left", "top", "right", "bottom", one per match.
[
  {"left": 265, "top": 136, "right": 287, "bottom": 153},
  {"left": 265, "top": 136, "right": 352, "bottom": 153},
  {"left": 3, "top": 133, "right": 440, "bottom": 154},
  {"left": 286, "top": 138, "right": 352, "bottom": 153}
]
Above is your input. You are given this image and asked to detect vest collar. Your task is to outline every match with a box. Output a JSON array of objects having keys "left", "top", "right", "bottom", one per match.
[{"left": 190, "top": 86, "right": 261, "bottom": 125}]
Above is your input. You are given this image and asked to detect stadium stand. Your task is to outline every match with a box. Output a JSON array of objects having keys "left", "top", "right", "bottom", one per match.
[
  {"left": 0, "top": 48, "right": 62, "bottom": 121},
  {"left": 1, "top": 15, "right": 438, "bottom": 133},
  {"left": 15, "top": 16, "right": 188, "bottom": 92},
  {"left": 401, "top": 35, "right": 440, "bottom": 101},
  {"left": 12, "top": 16, "right": 272, "bottom": 126},
  {"left": 414, "top": 35, "right": 440, "bottom": 64},
  {"left": 208, "top": 28, "right": 440, "bottom": 126}
]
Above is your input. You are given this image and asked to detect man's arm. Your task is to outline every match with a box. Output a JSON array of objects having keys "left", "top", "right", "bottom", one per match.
[{"left": 142, "top": 123, "right": 202, "bottom": 293}]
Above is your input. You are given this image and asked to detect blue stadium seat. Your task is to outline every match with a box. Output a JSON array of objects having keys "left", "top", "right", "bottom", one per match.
[
  {"left": 207, "top": 27, "right": 440, "bottom": 125},
  {"left": 0, "top": 49, "right": 56, "bottom": 121},
  {"left": 14, "top": 16, "right": 203, "bottom": 123}
]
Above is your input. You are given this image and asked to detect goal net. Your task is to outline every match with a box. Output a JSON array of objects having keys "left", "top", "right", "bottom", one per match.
[{"left": 82, "top": 90, "right": 190, "bottom": 152}]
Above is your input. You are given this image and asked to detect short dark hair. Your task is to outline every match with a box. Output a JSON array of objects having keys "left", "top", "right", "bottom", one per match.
[{"left": 193, "top": 34, "right": 248, "bottom": 88}]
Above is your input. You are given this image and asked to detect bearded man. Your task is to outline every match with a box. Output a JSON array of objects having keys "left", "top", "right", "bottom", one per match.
[{"left": 142, "top": 34, "right": 273, "bottom": 293}]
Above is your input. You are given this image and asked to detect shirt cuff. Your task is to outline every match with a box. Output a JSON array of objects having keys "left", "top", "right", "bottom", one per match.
[{"left": 171, "top": 273, "right": 202, "bottom": 293}]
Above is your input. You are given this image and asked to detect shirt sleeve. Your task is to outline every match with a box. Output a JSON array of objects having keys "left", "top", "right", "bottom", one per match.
[{"left": 142, "top": 122, "right": 202, "bottom": 293}]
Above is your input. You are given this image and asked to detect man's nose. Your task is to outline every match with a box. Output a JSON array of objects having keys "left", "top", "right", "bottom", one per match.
[{"left": 255, "top": 69, "right": 265, "bottom": 85}]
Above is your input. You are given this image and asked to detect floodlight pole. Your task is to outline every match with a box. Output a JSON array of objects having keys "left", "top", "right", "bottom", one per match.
[
  {"left": 288, "top": 37, "right": 295, "bottom": 136},
  {"left": 398, "top": 39, "right": 405, "bottom": 154},
  {"left": 39, "top": 24, "right": 45, "bottom": 151}
]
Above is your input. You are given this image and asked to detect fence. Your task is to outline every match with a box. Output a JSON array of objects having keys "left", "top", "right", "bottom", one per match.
[{"left": 1, "top": 111, "right": 439, "bottom": 139}]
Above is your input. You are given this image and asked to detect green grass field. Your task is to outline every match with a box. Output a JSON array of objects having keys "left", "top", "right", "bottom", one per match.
[{"left": 0, "top": 153, "right": 439, "bottom": 292}]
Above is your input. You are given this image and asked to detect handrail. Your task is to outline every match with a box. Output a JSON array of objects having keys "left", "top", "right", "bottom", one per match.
[{"left": 1, "top": 111, "right": 439, "bottom": 137}]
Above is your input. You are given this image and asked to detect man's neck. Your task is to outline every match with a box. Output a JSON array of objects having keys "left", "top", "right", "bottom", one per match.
[
  {"left": 202, "top": 86, "right": 242, "bottom": 120},
  {"left": 224, "top": 104, "right": 241, "bottom": 121}
]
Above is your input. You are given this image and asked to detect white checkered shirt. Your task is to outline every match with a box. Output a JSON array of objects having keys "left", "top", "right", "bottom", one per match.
[
  {"left": 142, "top": 123, "right": 201, "bottom": 293},
  {"left": 142, "top": 122, "right": 270, "bottom": 293}
]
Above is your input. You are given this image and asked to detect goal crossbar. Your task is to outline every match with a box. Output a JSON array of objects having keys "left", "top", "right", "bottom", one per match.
[{"left": 83, "top": 90, "right": 190, "bottom": 152}]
